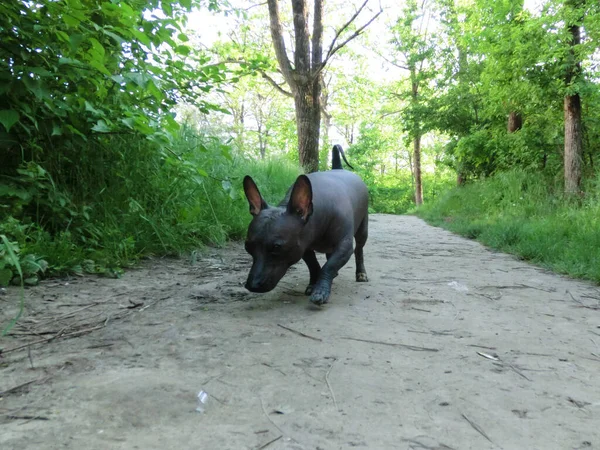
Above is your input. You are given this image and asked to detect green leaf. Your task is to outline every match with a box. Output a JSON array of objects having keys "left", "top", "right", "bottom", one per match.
[
  {"left": 0, "top": 268, "right": 12, "bottom": 287},
  {"left": 131, "top": 28, "right": 152, "bottom": 46},
  {"left": 162, "top": 0, "right": 173, "bottom": 17},
  {"left": 88, "top": 59, "right": 112, "bottom": 76},
  {"left": 59, "top": 57, "right": 83, "bottom": 66},
  {"left": 22, "top": 77, "right": 49, "bottom": 100},
  {"left": 85, "top": 101, "right": 104, "bottom": 116},
  {"left": 121, "top": 117, "right": 135, "bottom": 129},
  {"left": 63, "top": 14, "right": 81, "bottom": 28},
  {"left": 178, "top": 33, "right": 189, "bottom": 42},
  {"left": 91, "top": 120, "right": 111, "bottom": 132},
  {"left": 103, "top": 29, "right": 125, "bottom": 45},
  {"left": 88, "top": 37, "right": 106, "bottom": 58},
  {"left": 175, "top": 45, "right": 190, "bottom": 56},
  {"left": 0, "top": 110, "right": 19, "bottom": 132},
  {"left": 24, "top": 276, "right": 39, "bottom": 286},
  {"left": 52, "top": 123, "right": 63, "bottom": 136}
]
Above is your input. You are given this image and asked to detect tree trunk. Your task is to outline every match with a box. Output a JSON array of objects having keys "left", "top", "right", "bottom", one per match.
[
  {"left": 410, "top": 75, "right": 423, "bottom": 206},
  {"left": 564, "top": 94, "right": 582, "bottom": 194},
  {"left": 293, "top": 82, "right": 321, "bottom": 173},
  {"left": 413, "top": 133, "right": 423, "bottom": 206},
  {"left": 507, "top": 111, "right": 522, "bottom": 133},
  {"left": 266, "top": 0, "right": 379, "bottom": 173},
  {"left": 563, "top": 0, "right": 584, "bottom": 195}
]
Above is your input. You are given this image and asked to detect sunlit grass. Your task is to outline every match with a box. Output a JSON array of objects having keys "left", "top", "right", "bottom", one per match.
[{"left": 416, "top": 169, "right": 600, "bottom": 282}]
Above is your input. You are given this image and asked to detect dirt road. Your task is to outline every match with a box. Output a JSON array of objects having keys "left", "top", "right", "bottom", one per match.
[{"left": 1, "top": 215, "right": 599, "bottom": 450}]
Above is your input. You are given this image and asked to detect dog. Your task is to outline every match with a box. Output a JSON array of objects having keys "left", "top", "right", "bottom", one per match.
[{"left": 242, "top": 145, "right": 369, "bottom": 305}]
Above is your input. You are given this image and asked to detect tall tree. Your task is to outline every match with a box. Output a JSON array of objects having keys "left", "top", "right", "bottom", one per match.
[
  {"left": 388, "top": 0, "right": 438, "bottom": 205},
  {"left": 266, "top": 0, "right": 381, "bottom": 172},
  {"left": 563, "top": 0, "right": 584, "bottom": 195}
]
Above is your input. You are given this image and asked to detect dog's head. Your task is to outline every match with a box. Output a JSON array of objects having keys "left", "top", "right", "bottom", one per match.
[{"left": 242, "top": 175, "right": 313, "bottom": 293}]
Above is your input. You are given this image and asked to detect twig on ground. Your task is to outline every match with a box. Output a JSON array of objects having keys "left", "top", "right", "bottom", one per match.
[
  {"left": 342, "top": 336, "right": 439, "bottom": 352},
  {"left": 0, "top": 376, "right": 49, "bottom": 397},
  {"left": 477, "top": 352, "right": 499, "bottom": 361},
  {"left": 402, "top": 438, "right": 456, "bottom": 449},
  {"left": 410, "top": 307, "right": 431, "bottom": 313},
  {"left": 567, "top": 290, "right": 600, "bottom": 310},
  {"left": 33, "top": 303, "right": 100, "bottom": 327},
  {"left": 259, "top": 397, "right": 298, "bottom": 444},
  {"left": 27, "top": 346, "right": 34, "bottom": 369},
  {"left": 277, "top": 324, "right": 322, "bottom": 342},
  {"left": 475, "top": 351, "right": 532, "bottom": 381},
  {"left": 261, "top": 362, "right": 286, "bottom": 376},
  {"left": 256, "top": 435, "right": 282, "bottom": 450},
  {"left": 461, "top": 413, "right": 493, "bottom": 443},
  {"left": 6, "top": 415, "right": 49, "bottom": 421},
  {"left": 325, "top": 358, "right": 339, "bottom": 412},
  {"left": 467, "top": 344, "right": 497, "bottom": 350}
]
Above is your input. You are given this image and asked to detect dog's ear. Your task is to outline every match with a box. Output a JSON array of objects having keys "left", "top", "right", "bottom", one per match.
[
  {"left": 288, "top": 175, "right": 313, "bottom": 222},
  {"left": 243, "top": 176, "right": 268, "bottom": 216}
]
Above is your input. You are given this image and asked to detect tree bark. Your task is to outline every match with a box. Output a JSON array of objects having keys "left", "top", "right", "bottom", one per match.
[
  {"left": 410, "top": 75, "right": 423, "bottom": 206},
  {"left": 564, "top": 94, "right": 582, "bottom": 194},
  {"left": 413, "top": 133, "right": 423, "bottom": 206},
  {"left": 563, "top": 0, "right": 584, "bottom": 195},
  {"left": 507, "top": 111, "right": 522, "bottom": 133},
  {"left": 294, "top": 82, "right": 321, "bottom": 172}
]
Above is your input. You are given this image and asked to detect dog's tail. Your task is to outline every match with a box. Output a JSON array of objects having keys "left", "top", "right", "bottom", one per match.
[{"left": 331, "top": 144, "right": 354, "bottom": 170}]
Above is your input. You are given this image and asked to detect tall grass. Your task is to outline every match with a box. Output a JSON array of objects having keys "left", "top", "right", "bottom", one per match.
[
  {"left": 416, "top": 169, "right": 600, "bottom": 282},
  {"left": 0, "top": 127, "right": 300, "bottom": 277}
]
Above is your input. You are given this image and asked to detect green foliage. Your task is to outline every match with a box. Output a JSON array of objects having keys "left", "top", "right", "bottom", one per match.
[
  {"left": 0, "top": 127, "right": 299, "bottom": 280},
  {"left": 347, "top": 122, "right": 455, "bottom": 214},
  {"left": 432, "top": 0, "right": 600, "bottom": 182},
  {"left": 0, "top": 0, "right": 229, "bottom": 175},
  {"left": 417, "top": 169, "right": 600, "bottom": 282}
]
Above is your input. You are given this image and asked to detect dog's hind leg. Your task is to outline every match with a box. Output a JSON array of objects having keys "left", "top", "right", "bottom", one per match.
[{"left": 354, "top": 216, "right": 368, "bottom": 282}]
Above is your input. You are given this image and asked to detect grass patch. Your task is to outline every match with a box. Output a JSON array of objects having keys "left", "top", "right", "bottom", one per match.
[
  {"left": 0, "top": 127, "right": 300, "bottom": 281},
  {"left": 416, "top": 169, "right": 600, "bottom": 283}
]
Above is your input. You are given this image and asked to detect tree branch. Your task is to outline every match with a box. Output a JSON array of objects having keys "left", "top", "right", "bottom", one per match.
[
  {"left": 322, "top": 0, "right": 383, "bottom": 68},
  {"left": 291, "top": 0, "right": 311, "bottom": 75},
  {"left": 260, "top": 71, "right": 293, "bottom": 97},
  {"left": 325, "top": 0, "right": 369, "bottom": 61},
  {"left": 312, "top": 0, "right": 324, "bottom": 69},
  {"left": 373, "top": 48, "right": 409, "bottom": 71},
  {"left": 267, "top": 0, "right": 295, "bottom": 87}
]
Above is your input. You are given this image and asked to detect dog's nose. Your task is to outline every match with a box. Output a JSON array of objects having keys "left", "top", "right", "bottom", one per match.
[
  {"left": 245, "top": 280, "right": 260, "bottom": 292},
  {"left": 245, "top": 279, "right": 270, "bottom": 293}
]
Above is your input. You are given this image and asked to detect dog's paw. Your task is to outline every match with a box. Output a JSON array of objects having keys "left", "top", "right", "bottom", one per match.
[
  {"left": 305, "top": 284, "right": 314, "bottom": 295},
  {"left": 356, "top": 272, "right": 369, "bottom": 282},
  {"left": 309, "top": 284, "right": 331, "bottom": 306}
]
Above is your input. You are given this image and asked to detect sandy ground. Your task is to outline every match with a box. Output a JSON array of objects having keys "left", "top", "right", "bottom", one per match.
[{"left": 1, "top": 214, "right": 600, "bottom": 450}]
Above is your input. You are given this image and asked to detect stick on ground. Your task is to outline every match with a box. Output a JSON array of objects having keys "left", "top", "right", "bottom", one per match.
[
  {"left": 461, "top": 413, "right": 493, "bottom": 444},
  {"left": 277, "top": 324, "right": 322, "bottom": 342},
  {"left": 342, "top": 336, "right": 439, "bottom": 352}
]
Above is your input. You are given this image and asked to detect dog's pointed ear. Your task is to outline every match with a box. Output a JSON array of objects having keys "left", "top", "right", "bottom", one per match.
[
  {"left": 243, "top": 176, "right": 268, "bottom": 216},
  {"left": 288, "top": 175, "right": 313, "bottom": 222}
]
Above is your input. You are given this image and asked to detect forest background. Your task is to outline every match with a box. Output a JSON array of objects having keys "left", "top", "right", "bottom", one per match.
[{"left": 1, "top": 0, "right": 599, "bottom": 308}]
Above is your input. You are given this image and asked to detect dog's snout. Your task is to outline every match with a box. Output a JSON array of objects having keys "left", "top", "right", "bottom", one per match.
[{"left": 245, "top": 279, "right": 271, "bottom": 293}]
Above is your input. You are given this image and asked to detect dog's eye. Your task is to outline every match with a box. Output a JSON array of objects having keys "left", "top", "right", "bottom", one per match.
[{"left": 271, "top": 243, "right": 282, "bottom": 254}]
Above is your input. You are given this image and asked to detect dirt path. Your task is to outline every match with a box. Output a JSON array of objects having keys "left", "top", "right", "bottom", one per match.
[{"left": 1, "top": 214, "right": 599, "bottom": 450}]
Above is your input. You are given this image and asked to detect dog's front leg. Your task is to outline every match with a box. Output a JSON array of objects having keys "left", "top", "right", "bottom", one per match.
[
  {"left": 309, "top": 236, "right": 354, "bottom": 305},
  {"left": 302, "top": 249, "right": 321, "bottom": 295}
]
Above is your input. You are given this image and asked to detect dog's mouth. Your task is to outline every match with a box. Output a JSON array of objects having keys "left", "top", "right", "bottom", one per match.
[
  {"left": 244, "top": 282, "right": 275, "bottom": 293},
  {"left": 244, "top": 277, "right": 278, "bottom": 293}
]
